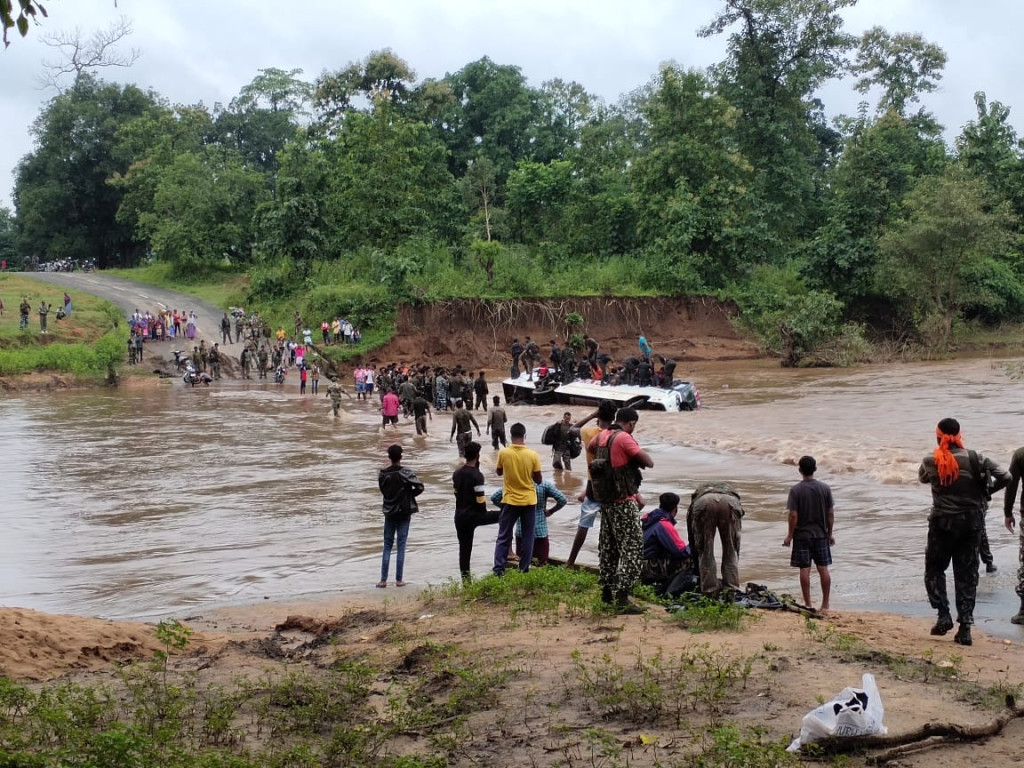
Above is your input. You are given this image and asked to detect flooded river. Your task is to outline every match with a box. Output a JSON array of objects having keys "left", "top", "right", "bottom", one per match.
[{"left": 2, "top": 356, "right": 1023, "bottom": 638}]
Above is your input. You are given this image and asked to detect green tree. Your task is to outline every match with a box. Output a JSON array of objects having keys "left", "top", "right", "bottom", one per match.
[
  {"left": 877, "top": 167, "right": 1017, "bottom": 348},
  {"left": 506, "top": 160, "right": 573, "bottom": 246},
  {"left": 314, "top": 49, "right": 416, "bottom": 129},
  {"left": 0, "top": 206, "right": 17, "bottom": 268},
  {"left": 560, "top": 106, "right": 638, "bottom": 258},
  {"left": 258, "top": 106, "right": 459, "bottom": 270},
  {"left": 851, "top": 26, "right": 947, "bottom": 115},
  {"left": 807, "top": 110, "right": 948, "bottom": 302},
  {"left": 13, "top": 74, "right": 161, "bottom": 267},
  {"left": 210, "top": 68, "right": 311, "bottom": 175},
  {"left": 434, "top": 57, "right": 559, "bottom": 182},
  {"left": 109, "top": 103, "right": 215, "bottom": 249},
  {"left": 700, "top": 0, "right": 856, "bottom": 244},
  {"left": 326, "top": 106, "right": 459, "bottom": 252},
  {"left": 460, "top": 155, "right": 501, "bottom": 242},
  {"left": 253, "top": 137, "right": 331, "bottom": 279},
  {"left": 137, "top": 148, "right": 269, "bottom": 275},
  {"left": 956, "top": 92, "right": 1024, "bottom": 216},
  {"left": 631, "top": 65, "right": 757, "bottom": 289}
]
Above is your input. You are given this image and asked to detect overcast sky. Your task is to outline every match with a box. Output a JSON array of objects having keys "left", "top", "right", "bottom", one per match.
[{"left": 2, "top": 0, "right": 1022, "bottom": 209}]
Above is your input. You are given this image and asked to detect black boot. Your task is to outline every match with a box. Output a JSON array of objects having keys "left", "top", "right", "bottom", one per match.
[
  {"left": 600, "top": 586, "right": 614, "bottom": 605},
  {"left": 985, "top": 562, "right": 998, "bottom": 574},
  {"left": 614, "top": 591, "right": 645, "bottom": 615},
  {"left": 930, "top": 613, "right": 954, "bottom": 636},
  {"left": 953, "top": 623, "right": 972, "bottom": 646},
  {"left": 1011, "top": 598, "right": 1024, "bottom": 626}
]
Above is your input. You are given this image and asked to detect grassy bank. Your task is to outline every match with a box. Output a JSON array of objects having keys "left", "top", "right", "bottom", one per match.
[
  {"left": 1, "top": 568, "right": 1021, "bottom": 768},
  {"left": 0, "top": 274, "right": 124, "bottom": 377}
]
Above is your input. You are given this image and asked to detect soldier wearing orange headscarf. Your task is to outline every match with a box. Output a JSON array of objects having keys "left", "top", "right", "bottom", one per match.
[{"left": 918, "top": 417, "right": 1009, "bottom": 647}]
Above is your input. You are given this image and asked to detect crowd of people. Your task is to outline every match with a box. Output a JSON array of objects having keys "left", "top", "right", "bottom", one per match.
[
  {"left": 374, "top": 402, "right": 1024, "bottom": 638},
  {"left": 509, "top": 334, "right": 677, "bottom": 390}
]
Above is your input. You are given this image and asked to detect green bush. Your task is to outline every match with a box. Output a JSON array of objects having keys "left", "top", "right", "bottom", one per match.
[
  {"left": 302, "top": 284, "right": 394, "bottom": 330},
  {"left": 0, "top": 330, "right": 127, "bottom": 376},
  {"left": 735, "top": 265, "right": 845, "bottom": 367},
  {"left": 247, "top": 263, "right": 295, "bottom": 303}
]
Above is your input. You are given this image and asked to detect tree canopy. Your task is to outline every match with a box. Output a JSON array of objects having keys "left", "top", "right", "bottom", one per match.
[{"left": 11, "top": 0, "right": 1024, "bottom": 359}]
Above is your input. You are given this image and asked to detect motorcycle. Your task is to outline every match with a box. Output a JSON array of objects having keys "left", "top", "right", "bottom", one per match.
[{"left": 183, "top": 366, "right": 212, "bottom": 387}]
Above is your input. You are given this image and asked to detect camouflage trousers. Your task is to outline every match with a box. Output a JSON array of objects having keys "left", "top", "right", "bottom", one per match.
[
  {"left": 924, "top": 513, "right": 981, "bottom": 626},
  {"left": 1017, "top": 531, "right": 1024, "bottom": 600},
  {"left": 598, "top": 500, "right": 643, "bottom": 595}
]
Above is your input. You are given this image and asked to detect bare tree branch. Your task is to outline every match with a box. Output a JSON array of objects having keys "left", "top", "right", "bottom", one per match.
[{"left": 37, "top": 14, "right": 140, "bottom": 91}]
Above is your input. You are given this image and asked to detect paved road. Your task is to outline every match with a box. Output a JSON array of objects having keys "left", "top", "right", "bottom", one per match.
[{"left": 26, "top": 272, "right": 236, "bottom": 355}]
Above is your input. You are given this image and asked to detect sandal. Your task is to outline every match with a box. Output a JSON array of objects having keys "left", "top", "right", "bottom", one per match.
[
  {"left": 376, "top": 581, "right": 387, "bottom": 588},
  {"left": 395, "top": 580, "right": 407, "bottom": 587}
]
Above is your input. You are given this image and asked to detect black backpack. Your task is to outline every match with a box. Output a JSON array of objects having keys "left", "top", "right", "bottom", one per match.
[
  {"left": 541, "top": 423, "right": 559, "bottom": 446},
  {"left": 568, "top": 433, "right": 582, "bottom": 459},
  {"left": 590, "top": 431, "right": 638, "bottom": 503}
]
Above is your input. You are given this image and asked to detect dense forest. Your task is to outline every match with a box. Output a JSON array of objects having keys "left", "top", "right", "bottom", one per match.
[{"left": 6, "top": 0, "right": 1024, "bottom": 363}]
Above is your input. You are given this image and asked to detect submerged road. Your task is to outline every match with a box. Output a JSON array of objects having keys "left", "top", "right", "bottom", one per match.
[{"left": 26, "top": 272, "right": 231, "bottom": 353}]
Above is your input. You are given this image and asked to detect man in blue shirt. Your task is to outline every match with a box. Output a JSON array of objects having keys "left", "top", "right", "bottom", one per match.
[{"left": 637, "top": 333, "right": 652, "bottom": 360}]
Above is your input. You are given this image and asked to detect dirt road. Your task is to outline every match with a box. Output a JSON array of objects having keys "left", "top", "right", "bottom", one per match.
[{"left": 27, "top": 272, "right": 235, "bottom": 356}]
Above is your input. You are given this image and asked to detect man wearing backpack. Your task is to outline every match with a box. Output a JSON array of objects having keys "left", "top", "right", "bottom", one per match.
[
  {"left": 588, "top": 407, "right": 654, "bottom": 614},
  {"left": 548, "top": 411, "right": 585, "bottom": 472},
  {"left": 919, "top": 418, "right": 1009, "bottom": 645}
]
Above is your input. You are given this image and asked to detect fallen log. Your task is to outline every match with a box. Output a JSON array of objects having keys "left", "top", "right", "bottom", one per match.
[{"left": 803, "top": 694, "right": 1024, "bottom": 764}]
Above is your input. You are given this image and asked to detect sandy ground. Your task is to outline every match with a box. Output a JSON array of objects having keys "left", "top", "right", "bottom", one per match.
[{"left": 3, "top": 590, "right": 1022, "bottom": 767}]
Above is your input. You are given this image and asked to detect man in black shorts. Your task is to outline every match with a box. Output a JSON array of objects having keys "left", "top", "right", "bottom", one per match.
[{"left": 783, "top": 455, "right": 835, "bottom": 611}]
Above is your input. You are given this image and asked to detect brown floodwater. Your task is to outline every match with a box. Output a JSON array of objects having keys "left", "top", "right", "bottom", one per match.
[{"left": 2, "top": 356, "right": 1023, "bottom": 638}]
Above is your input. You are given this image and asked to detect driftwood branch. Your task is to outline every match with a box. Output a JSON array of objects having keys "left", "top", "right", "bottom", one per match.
[{"left": 804, "top": 695, "right": 1024, "bottom": 764}]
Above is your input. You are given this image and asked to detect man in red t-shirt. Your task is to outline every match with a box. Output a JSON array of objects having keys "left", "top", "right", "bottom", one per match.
[
  {"left": 588, "top": 407, "right": 654, "bottom": 613},
  {"left": 381, "top": 390, "right": 400, "bottom": 429}
]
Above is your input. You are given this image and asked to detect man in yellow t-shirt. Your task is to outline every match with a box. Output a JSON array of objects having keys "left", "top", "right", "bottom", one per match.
[{"left": 494, "top": 422, "right": 543, "bottom": 575}]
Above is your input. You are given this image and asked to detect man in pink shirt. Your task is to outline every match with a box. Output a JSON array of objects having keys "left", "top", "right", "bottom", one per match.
[{"left": 381, "top": 390, "right": 400, "bottom": 429}]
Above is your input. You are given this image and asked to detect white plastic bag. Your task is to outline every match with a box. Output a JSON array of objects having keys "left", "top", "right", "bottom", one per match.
[{"left": 787, "top": 673, "right": 887, "bottom": 752}]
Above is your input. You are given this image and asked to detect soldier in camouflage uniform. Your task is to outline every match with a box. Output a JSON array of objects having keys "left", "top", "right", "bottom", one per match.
[
  {"left": 687, "top": 481, "right": 744, "bottom": 595},
  {"left": 588, "top": 407, "right": 654, "bottom": 614},
  {"left": 257, "top": 346, "right": 269, "bottom": 378},
  {"left": 919, "top": 418, "right": 1010, "bottom": 646},
  {"left": 1001, "top": 446, "right": 1024, "bottom": 625},
  {"left": 325, "top": 377, "right": 351, "bottom": 417}
]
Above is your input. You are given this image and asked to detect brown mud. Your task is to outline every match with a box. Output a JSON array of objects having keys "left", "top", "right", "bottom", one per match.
[
  {"left": 368, "top": 296, "right": 761, "bottom": 369},
  {"left": 2, "top": 594, "right": 1022, "bottom": 767}
]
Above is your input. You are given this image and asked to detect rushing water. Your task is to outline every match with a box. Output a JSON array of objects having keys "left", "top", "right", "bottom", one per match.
[{"left": 2, "top": 356, "right": 1023, "bottom": 638}]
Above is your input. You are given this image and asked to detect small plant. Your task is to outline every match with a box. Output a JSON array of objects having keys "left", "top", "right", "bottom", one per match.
[
  {"left": 439, "top": 567, "right": 602, "bottom": 620},
  {"left": 802, "top": 617, "right": 863, "bottom": 652},
  {"left": 671, "top": 596, "right": 750, "bottom": 632},
  {"left": 682, "top": 725, "right": 799, "bottom": 768}
]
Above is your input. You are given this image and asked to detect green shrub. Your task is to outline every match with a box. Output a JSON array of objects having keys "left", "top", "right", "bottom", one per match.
[
  {"left": 0, "top": 330, "right": 127, "bottom": 376},
  {"left": 303, "top": 284, "right": 394, "bottom": 330}
]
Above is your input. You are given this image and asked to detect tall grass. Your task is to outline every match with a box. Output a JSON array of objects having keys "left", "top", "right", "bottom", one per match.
[{"left": 0, "top": 331, "right": 125, "bottom": 375}]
